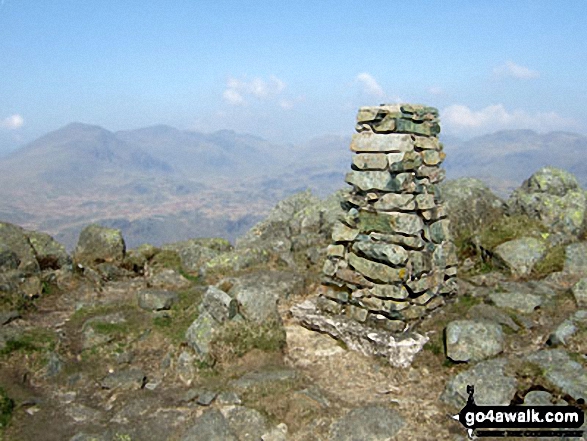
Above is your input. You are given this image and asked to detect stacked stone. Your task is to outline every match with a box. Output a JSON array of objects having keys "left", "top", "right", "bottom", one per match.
[{"left": 319, "top": 104, "right": 457, "bottom": 333}]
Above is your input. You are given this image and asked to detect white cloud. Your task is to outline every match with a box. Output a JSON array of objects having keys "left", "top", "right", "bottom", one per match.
[
  {"left": 428, "top": 86, "right": 444, "bottom": 96},
  {"left": 0, "top": 114, "right": 24, "bottom": 130},
  {"left": 493, "top": 61, "right": 539, "bottom": 79},
  {"left": 222, "top": 89, "right": 245, "bottom": 105},
  {"left": 223, "top": 76, "right": 286, "bottom": 105},
  {"left": 442, "top": 104, "right": 576, "bottom": 136},
  {"left": 356, "top": 73, "right": 384, "bottom": 97},
  {"left": 279, "top": 100, "right": 294, "bottom": 110}
]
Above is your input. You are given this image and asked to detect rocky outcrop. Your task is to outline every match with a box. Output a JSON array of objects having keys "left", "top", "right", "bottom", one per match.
[
  {"left": 508, "top": 167, "right": 587, "bottom": 237},
  {"left": 441, "top": 177, "right": 506, "bottom": 239},
  {"left": 73, "top": 224, "right": 126, "bottom": 267}
]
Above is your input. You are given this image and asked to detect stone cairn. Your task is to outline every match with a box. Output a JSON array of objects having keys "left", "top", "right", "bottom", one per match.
[{"left": 318, "top": 103, "right": 458, "bottom": 333}]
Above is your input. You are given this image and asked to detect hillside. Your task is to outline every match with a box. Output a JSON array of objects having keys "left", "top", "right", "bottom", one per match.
[{"left": 1, "top": 124, "right": 587, "bottom": 249}]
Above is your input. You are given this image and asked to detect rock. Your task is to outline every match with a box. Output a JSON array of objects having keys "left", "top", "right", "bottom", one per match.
[
  {"left": 548, "top": 310, "right": 587, "bottom": 347},
  {"left": 162, "top": 238, "right": 232, "bottom": 273},
  {"left": 492, "top": 237, "right": 547, "bottom": 276},
  {"left": 466, "top": 304, "right": 520, "bottom": 332},
  {"left": 73, "top": 224, "right": 126, "bottom": 267},
  {"left": 222, "top": 406, "right": 270, "bottom": 441},
  {"left": 262, "top": 424, "right": 288, "bottom": 441},
  {"left": 348, "top": 252, "right": 407, "bottom": 284},
  {"left": 148, "top": 268, "right": 191, "bottom": 290},
  {"left": 488, "top": 291, "right": 543, "bottom": 314},
  {"left": 197, "top": 390, "right": 218, "bottom": 406},
  {"left": 230, "top": 368, "right": 298, "bottom": 392},
  {"left": 329, "top": 405, "right": 404, "bottom": 441},
  {"left": 291, "top": 299, "right": 427, "bottom": 368},
  {"left": 176, "top": 350, "right": 196, "bottom": 385},
  {"left": 81, "top": 312, "right": 126, "bottom": 349},
  {"left": 331, "top": 221, "right": 359, "bottom": 242},
  {"left": 523, "top": 390, "right": 554, "bottom": 405},
  {"left": 44, "top": 351, "right": 64, "bottom": 377},
  {"left": 24, "top": 230, "right": 70, "bottom": 270},
  {"left": 358, "top": 211, "right": 423, "bottom": 236},
  {"left": 526, "top": 349, "right": 587, "bottom": 401},
  {"left": 185, "top": 310, "right": 220, "bottom": 359},
  {"left": 507, "top": 167, "right": 587, "bottom": 236},
  {"left": 137, "top": 289, "right": 178, "bottom": 311},
  {"left": 445, "top": 320, "right": 503, "bottom": 362},
  {"left": 564, "top": 242, "right": 587, "bottom": 276},
  {"left": 572, "top": 278, "right": 587, "bottom": 307},
  {"left": 201, "top": 286, "right": 237, "bottom": 323},
  {"left": 0, "top": 310, "right": 19, "bottom": 325},
  {"left": 441, "top": 178, "right": 505, "bottom": 239},
  {"left": 0, "top": 243, "right": 19, "bottom": 271},
  {"left": 180, "top": 409, "right": 238, "bottom": 441},
  {"left": 351, "top": 241, "right": 408, "bottom": 266},
  {"left": 217, "top": 391, "right": 242, "bottom": 405},
  {"left": 441, "top": 358, "right": 517, "bottom": 408},
  {"left": 226, "top": 270, "right": 303, "bottom": 324},
  {"left": 200, "top": 248, "right": 271, "bottom": 278},
  {"left": 0, "top": 222, "right": 39, "bottom": 273},
  {"left": 101, "top": 368, "right": 146, "bottom": 390}
]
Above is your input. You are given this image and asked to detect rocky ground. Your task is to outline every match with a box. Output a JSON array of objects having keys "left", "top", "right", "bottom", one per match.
[{"left": 1, "top": 167, "right": 587, "bottom": 440}]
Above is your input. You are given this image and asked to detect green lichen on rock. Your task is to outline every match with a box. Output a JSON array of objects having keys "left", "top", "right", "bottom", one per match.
[{"left": 73, "top": 224, "right": 126, "bottom": 267}]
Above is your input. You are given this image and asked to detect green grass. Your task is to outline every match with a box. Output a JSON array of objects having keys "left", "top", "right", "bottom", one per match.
[
  {"left": 210, "top": 321, "right": 287, "bottom": 363},
  {"left": 532, "top": 243, "right": 566, "bottom": 278},
  {"left": 0, "top": 388, "right": 14, "bottom": 429},
  {"left": 151, "top": 288, "right": 203, "bottom": 344},
  {"left": 477, "top": 214, "right": 548, "bottom": 251},
  {"left": 0, "top": 328, "right": 56, "bottom": 357}
]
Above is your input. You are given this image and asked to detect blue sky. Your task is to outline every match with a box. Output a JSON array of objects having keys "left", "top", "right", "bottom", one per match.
[{"left": 1, "top": 0, "right": 586, "bottom": 150}]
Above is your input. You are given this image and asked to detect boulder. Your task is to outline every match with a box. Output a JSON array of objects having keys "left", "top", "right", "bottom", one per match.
[
  {"left": 185, "top": 310, "right": 221, "bottom": 359},
  {"left": 222, "top": 406, "right": 270, "bottom": 441},
  {"left": 180, "top": 409, "right": 238, "bottom": 441},
  {"left": 137, "top": 289, "right": 178, "bottom": 311},
  {"left": 492, "top": 236, "right": 546, "bottom": 276},
  {"left": 488, "top": 291, "right": 543, "bottom": 314},
  {"left": 100, "top": 368, "right": 146, "bottom": 390},
  {"left": 200, "top": 286, "right": 237, "bottom": 323},
  {"left": 445, "top": 320, "right": 503, "bottom": 362},
  {"left": 441, "top": 358, "right": 517, "bottom": 408},
  {"left": 24, "top": 230, "right": 70, "bottom": 270},
  {"left": 0, "top": 222, "right": 39, "bottom": 274},
  {"left": 162, "top": 238, "right": 232, "bottom": 273},
  {"left": 440, "top": 178, "right": 505, "bottom": 239},
  {"left": 291, "top": 299, "right": 427, "bottom": 368},
  {"left": 526, "top": 349, "right": 587, "bottom": 401},
  {"left": 548, "top": 310, "right": 587, "bottom": 346},
  {"left": 328, "top": 405, "right": 404, "bottom": 441},
  {"left": 507, "top": 167, "right": 587, "bottom": 237},
  {"left": 564, "top": 242, "right": 587, "bottom": 276},
  {"left": 73, "top": 224, "right": 126, "bottom": 267},
  {"left": 572, "top": 278, "right": 587, "bottom": 307}
]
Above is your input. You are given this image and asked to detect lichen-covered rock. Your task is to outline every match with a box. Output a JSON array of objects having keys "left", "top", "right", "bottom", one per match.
[
  {"left": 526, "top": 349, "right": 587, "bottom": 401},
  {"left": 162, "top": 238, "right": 232, "bottom": 273},
  {"left": 200, "top": 248, "right": 270, "bottom": 278},
  {"left": 24, "top": 230, "right": 70, "bottom": 270},
  {"left": 507, "top": 167, "right": 587, "bottom": 236},
  {"left": 492, "top": 236, "right": 547, "bottom": 276},
  {"left": 137, "top": 289, "right": 178, "bottom": 311},
  {"left": 441, "top": 358, "right": 517, "bottom": 408},
  {"left": 73, "top": 224, "right": 126, "bottom": 267},
  {"left": 0, "top": 222, "right": 39, "bottom": 274},
  {"left": 441, "top": 178, "right": 505, "bottom": 239},
  {"left": 445, "top": 320, "right": 503, "bottom": 362},
  {"left": 185, "top": 310, "right": 220, "bottom": 360},
  {"left": 564, "top": 242, "right": 587, "bottom": 276},
  {"left": 488, "top": 291, "right": 543, "bottom": 314},
  {"left": 200, "top": 286, "right": 237, "bottom": 323}
]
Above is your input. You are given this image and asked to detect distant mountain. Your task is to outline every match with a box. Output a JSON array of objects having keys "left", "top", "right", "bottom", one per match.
[
  {"left": 443, "top": 130, "right": 587, "bottom": 197},
  {"left": 1, "top": 123, "right": 586, "bottom": 249}
]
